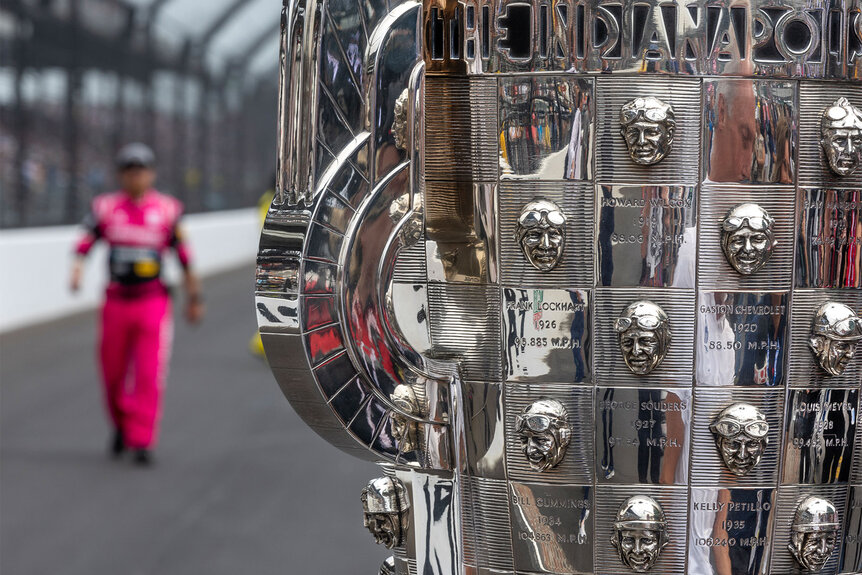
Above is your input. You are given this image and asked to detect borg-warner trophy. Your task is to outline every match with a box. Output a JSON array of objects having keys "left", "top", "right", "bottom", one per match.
[{"left": 256, "top": 0, "right": 862, "bottom": 571}]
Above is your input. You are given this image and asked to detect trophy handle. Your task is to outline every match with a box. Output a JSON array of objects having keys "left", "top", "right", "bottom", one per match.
[{"left": 257, "top": 0, "right": 454, "bottom": 467}]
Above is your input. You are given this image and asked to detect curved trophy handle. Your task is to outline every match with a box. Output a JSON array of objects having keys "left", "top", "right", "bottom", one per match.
[{"left": 257, "top": 0, "right": 455, "bottom": 468}]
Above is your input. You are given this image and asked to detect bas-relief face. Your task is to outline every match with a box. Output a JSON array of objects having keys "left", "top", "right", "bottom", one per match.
[
  {"left": 364, "top": 512, "right": 401, "bottom": 549},
  {"left": 389, "top": 384, "right": 421, "bottom": 453},
  {"left": 793, "top": 531, "right": 839, "bottom": 572},
  {"left": 516, "top": 399, "right": 571, "bottom": 472},
  {"left": 789, "top": 497, "right": 840, "bottom": 572},
  {"left": 612, "top": 495, "right": 668, "bottom": 572},
  {"left": 392, "top": 89, "right": 409, "bottom": 151},
  {"left": 808, "top": 302, "right": 862, "bottom": 376},
  {"left": 615, "top": 301, "right": 671, "bottom": 375},
  {"left": 361, "top": 477, "right": 409, "bottom": 550},
  {"left": 721, "top": 203, "right": 777, "bottom": 275},
  {"left": 620, "top": 97, "right": 675, "bottom": 166},
  {"left": 821, "top": 97, "right": 862, "bottom": 177},
  {"left": 516, "top": 199, "right": 567, "bottom": 271},
  {"left": 617, "top": 528, "right": 663, "bottom": 572},
  {"left": 710, "top": 403, "right": 769, "bottom": 476}
]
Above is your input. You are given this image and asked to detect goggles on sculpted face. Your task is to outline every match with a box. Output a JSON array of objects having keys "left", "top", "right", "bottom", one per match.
[
  {"left": 712, "top": 417, "right": 769, "bottom": 439},
  {"left": 615, "top": 314, "right": 662, "bottom": 332},
  {"left": 621, "top": 107, "right": 670, "bottom": 125},
  {"left": 519, "top": 209, "right": 566, "bottom": 228},
  {"left": 515, "top": 414, "right": 561, "bottom": 433},
  {"left": 722, "top": 216, "right": 772, "bottom": 232},
  {"left": 830, "top": 316, "right": 862, "bottom": 338}
]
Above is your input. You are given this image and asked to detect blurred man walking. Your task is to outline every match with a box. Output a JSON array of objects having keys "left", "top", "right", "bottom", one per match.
[{"left": 70, "top": 143, "right": 204, "bottom": 466}]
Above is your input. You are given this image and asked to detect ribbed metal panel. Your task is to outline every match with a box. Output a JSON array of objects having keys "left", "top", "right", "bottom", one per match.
[
  {"left": 498, "top": 181, "right": 594, "bottom": 288},
  {"left": 594, "top": 485, "right": 688, "bottom": 574},
  {"left": 788, "top": 290, "right": 862, "bottom": 387},
  {"left": 690, "top": 388, "right": 784, "bottom": 487},
  {"left": 425, "top": 77, "right": 498, "bottom": 182},
  {"left": 595, "top": 77, "right": 701, "bottom": 186},
  {"left": 504, "top": 383, "right": 594, "bottom": 484},
  {"left": 428, "top": 283, "right": 503, "bottom": 382},
  {"left": 594, "top": 288, "right": 696, "bottom": 385},
  {"left": 771, "top": 485, "right": 849, "bottom": 574},
  {"left": 698, "top": 185, "right": 796, "bottom": 290},
  {"left": 798, "top": 83, "right": 862, "bottom": 189},
  {"left": 461, "top": 477, "right": 515, "bottom": 571}
]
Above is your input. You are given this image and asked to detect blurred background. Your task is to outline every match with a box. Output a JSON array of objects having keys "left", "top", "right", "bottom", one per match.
[{"left": 0, "top": 1, "right": 383, "bottom": 573}]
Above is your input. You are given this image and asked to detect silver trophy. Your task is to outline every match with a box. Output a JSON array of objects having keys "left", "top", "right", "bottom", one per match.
[{"left": 256, "top": 0, "right": 862, "bottom": 572}]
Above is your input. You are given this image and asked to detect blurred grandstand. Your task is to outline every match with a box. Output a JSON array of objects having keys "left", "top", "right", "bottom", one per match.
[{"left": 0, "top": 0, "right": 280, "bottom": 228}]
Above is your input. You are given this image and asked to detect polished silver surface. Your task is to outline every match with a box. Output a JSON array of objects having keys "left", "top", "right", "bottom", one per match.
[
  {"left": 261, "top": 0, "right": 862, "bottom": 571},
  {"left": 509, "top": 482, "right": 592, "bottom": 573},
  {"left": 499, "top": 76, "right": 594, "bottom": 181},
  {"left": 597, "top": 185, "right": 697, "bottom": 288},
  {"left": 796, "top": 189, "right": 862, "bottom": 289},
  {"left": 702, "top": 79, "right": 797, "bottom": 185},
  {"left": 504, "top": 288, "right": 590, "bottom": 383},
  {"left": 688, "top": 487, "right": 775, "bottom": 575},
  {"left": 696, "top": 291, "right": 788, "bottom": 386},
  {"left": 782, "top": 389, "right": 859, "bottom": 486},
  {"left": 596, "top": 387, "right": 691, "bottom": 485}
]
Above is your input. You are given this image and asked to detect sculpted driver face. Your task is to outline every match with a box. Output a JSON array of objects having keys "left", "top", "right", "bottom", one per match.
[
  {"left": 389, "top": 384, "right": 420, "bottom": 453},
  {"left": 361, "top": 477, "right": 409, "bottom": 550},
  {"left": 821, "top": 97, "right": 862, "bottom": 176},
  {"left": 515, "top": 399, "right": 571, "bottom": 472},
  {"left": 515, "top": 199, "right": 567, "bottom": 271},
  {"left": 615, "top": 301, "right": 671, "bottom": 375},
  {"left": 363, "top": 512, "right": 399, "bottom": 548},
  {"left": 612, "top": 495, "right": 668, "bottom": 572},
  {"left": 620, "top": 97, "right": 675, "bottom": 165},
  {"left": 710, "top": 403, "right": 769, "bottom": 476},
  {"left": 721, "top": 203, "right": 776, "bottom": 275},
  {"left": 789, "top": 496, "right": 840, "bottom": 573},
  {"left": 619, "top": 528, "right": 662, "bottom": 572},
  {"left": 808, "top": 302, "right": 862, "bottom": 376}
]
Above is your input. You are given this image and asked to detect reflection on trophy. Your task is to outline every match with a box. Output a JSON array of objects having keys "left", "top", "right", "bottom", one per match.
[
  {"left": 389, "top": 384, "right": 421, "bottom": 453},
  {"left": 515, "top": 399, "right": 572, "bottom": 472},
  {"left": 614, "top": 301, "right": 671, "bottom": 375},
  {"left": 361, "top": 477, "right": 410, "bottom": 549},
  {"left": 514, "top": 199, "right": 567, "bottom": 271},
  {"left": 821, "top": 97, "right": 862, "bottom": 176},
  {"left": 789, "top": 496, "right": 840, "bottom": 572},
  {"left": 808, "top": 302, "right": 862, "bottom": 376},
  {"left": 611, "top": 495, "right": 669, "bottom": 572},
  {"left": 619, "top": 97, "right": 675, "bottom": 165},
  {"left": 709, "top": 403, "right": 769, "bottom": 476},
  {"left": 720, "top": 203, "right": 777, "bottom": 275}
]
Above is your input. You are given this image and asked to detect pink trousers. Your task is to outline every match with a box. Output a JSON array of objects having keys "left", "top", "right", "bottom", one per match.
[{"left": 99, "top": 292, "right": 172, "bottom": 449}]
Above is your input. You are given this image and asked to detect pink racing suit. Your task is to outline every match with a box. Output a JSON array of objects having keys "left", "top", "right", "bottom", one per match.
[{"left": 76, "top": 190, "right": 191, "bottom": 449}]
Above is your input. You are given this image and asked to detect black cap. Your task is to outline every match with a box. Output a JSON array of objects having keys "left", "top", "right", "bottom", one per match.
[{"left": 116, "top": 143, "right": 156, "bottom": 169}]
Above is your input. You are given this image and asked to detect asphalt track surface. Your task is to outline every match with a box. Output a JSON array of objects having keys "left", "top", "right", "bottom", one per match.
[{"left": 1, "top": 266, "right": 385, "bottom": 575}]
